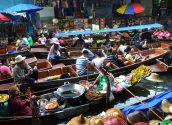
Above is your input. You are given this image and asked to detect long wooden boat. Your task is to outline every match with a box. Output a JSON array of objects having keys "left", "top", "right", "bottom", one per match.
[
  {"left": 110, "top": 48, "right": 167, "bottom": 76},
  {"left": 0, "top": 49, "right": 168, "bottom": 92},
  {"left": 0, "top": 68, "right": 170, "bottom": 125},
  {"left": 0, "top": 49, "right": 30, "bottom": 60}
]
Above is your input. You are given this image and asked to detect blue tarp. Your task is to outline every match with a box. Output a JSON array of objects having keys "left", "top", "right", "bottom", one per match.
[
  {"left": 122, "top": 89, "right": 172, "bottom": 115},
  {"left": 56, "top": 23, "right": 163, "bottom": 37},
  {"left": 3, "top": 4, "right": 43, "bottom": 13}
]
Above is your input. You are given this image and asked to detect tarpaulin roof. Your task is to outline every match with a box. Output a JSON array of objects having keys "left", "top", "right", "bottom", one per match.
[
  {"left": 122, "top": 89, "right": 172, "bottom": 115},
  {"left": 3, "top": 4, "right": 43, "bottom": 14},
  {"left": 56, "top": 23, "right": 163, "bottom": 37}
]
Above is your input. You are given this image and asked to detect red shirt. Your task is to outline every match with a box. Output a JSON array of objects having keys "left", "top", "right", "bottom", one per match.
[{"left": 10, "top": 97, "right": 32, "bottom": 116}]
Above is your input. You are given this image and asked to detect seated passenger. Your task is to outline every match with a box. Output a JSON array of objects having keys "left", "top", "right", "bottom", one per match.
[
  {"left": 82, "top": 44, "right": 95, "bottom": 61},
  {"left": 107, "top": 48, "right": 124, "bottom": 67},
  {"left": 18, "top": 34, "right": 30, "bottom": 50},
  {"left": 118, "top": 41, "right": 128, "bottom": 54},
  {"left": 0, "top": 59, "right": 12, "bottom": 80},
  {"left": 134, "top": 38, "right": 148, "bottom": 50},
  {"left": 38, "top": 34, "right": 46, "bottom": 45},
  {"left": 47, "top": 40, "right": 70, "bottom": 61},
  {"left": 13, "top": 55, "right": 38, "bottom": 85},
  {"left": 8, "top": 86, "right": 32, "bottom": 116},
  {"left": 124, "top": 46, "right": 142, "bottom": 64},
  {"left": 91, "top": 51, "right": 107, "bottom": 69},
  {"left": 71, "top": 35, "right": 85, "bottom": 47},
  {"left": 76, "top": 50, "right": 93, "bottom": 76}
]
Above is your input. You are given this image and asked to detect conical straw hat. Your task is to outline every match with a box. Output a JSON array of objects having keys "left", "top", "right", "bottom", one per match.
[{"left": 146, "top": 73, "right": 163, "bottom": 83}]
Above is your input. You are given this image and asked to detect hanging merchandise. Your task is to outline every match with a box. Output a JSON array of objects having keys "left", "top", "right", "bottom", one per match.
[
  {"left": 83, "top": 19, "right": 88, "bottom": 29},
  {"left": 100, "top": 18, "right": 105, "bottom": 29}
]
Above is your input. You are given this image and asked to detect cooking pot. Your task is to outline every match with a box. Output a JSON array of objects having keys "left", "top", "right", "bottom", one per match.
[{"left": 56, "top": 82, "right": 85, "bottom": 99}]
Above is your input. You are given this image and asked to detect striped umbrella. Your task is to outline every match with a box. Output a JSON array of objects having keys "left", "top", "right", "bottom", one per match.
[
  {"left": 0, "top": 13, "right": 11, "bottom": 21},
  {"left": 116, "top": 3, "right": 144, "bottom": 15}
]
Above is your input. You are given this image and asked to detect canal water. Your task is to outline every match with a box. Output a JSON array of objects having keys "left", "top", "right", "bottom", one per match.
[{"left": 57, "top": 72, "right": 172, "bottom": 125}]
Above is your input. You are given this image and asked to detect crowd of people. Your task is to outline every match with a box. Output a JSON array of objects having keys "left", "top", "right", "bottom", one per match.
[{"left": 1, "top": 26, "right": 172, "bottom": 117}]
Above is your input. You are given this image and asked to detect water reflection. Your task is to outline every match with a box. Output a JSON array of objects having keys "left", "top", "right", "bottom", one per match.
[{"left": 114, "top": 73, "right": 172, "bottom": 109}]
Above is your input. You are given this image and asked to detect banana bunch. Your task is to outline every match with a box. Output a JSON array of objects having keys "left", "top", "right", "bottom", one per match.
[{"left": 129, "top": 65, "right": 152, "bottom": 85}]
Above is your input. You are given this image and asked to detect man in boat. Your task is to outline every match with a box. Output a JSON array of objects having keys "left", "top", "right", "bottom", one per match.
[
  {"left": 134, "top": 37, "right": 148, "bottom": 50},
  {"left": 71, "top": 34, "right": 85, "bottom": 47},
  {"left": 8, "top": 86, "right": 32, "bottom": 116},
  {"left": 76, "top": 50, "right": 94, "bottom": 76},
  {"left": 47, "top": 40, "right": 70, "bottom": 61},
  {"left": 91, "top": 51, "right": 107, "bottom": 69},
  {"left": 107, "top": 48, "right": 125, "bottom": 67},
  {"left": 118, "top": 41, "right": 128, "bottom": 54},
  {"left": 82, "top": 44, "right": 95, "bottom": 61},
  {"left": 13, "top": 55, "right": 38, "bottom": 85},
  {"left": 19, "top": 34, "right": 30, "bottom": 50},
  {"left": 0, "top": 59, "right": 12, "bottom": 80}
]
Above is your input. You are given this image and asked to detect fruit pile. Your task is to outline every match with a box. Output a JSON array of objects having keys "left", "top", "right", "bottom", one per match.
[{"left": 129, "top": 65, "right": 152, "bottom": 85}]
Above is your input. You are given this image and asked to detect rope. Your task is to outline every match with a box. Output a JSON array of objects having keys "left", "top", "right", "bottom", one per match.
[{"left": 104, "top": 69, "right": 164, "bottom": 121}]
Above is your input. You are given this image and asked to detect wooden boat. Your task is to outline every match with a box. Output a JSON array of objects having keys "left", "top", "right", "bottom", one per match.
[
  {"left": 30, "top": 60, "right": 52, "bottom": 71},
  {"left": 19, "top": 64, "right": 99, "bottom": 92},
  {"left": 0, "top": 48, "right": 168, "bottom": 92},
  {"left": 110, "top": 48, "right": 167, "bottom": 76},
  {"left": 0, "top": 84, "right": 105, "bottom": 125},
  {"left": 0, "top": 49, "right": 30, "bottom": 60}
]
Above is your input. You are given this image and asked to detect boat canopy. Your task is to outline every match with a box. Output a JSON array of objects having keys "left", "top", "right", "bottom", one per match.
[
  {"left": 56, "top": 23, "right": 163, "bottom": 37},
  {"left": 122, "top": 89, "right": 172, "bottom": 115}
]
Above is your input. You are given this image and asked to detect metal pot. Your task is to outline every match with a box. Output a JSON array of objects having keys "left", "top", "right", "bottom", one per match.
[{"left": 56, "top": 82, "right": 85, "bottom": 99}]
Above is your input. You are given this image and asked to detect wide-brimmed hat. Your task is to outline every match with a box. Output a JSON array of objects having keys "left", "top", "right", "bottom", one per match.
[
  {"left": 89, "top": 116, "right": 103, "bottom": 125},
  {"left": 145, "top": 73, "right": 163, "bottom": 83},
  {"left": 106, "top": 108, "right": 127, "bottom": 121},
  {"left": 149, "top": 120, "right": 161, "bottom": 125},
  {"left": 67, "top": 114, "right": 90, "bottom": 125},
  {"left": 14, "top": 55, "right": 26, "bottom": 64},
  {"left": 103, "top": 116, "right": 128, "bottom": 125},
  {"left": 160, "top": 99, "right": 172, "bottom": 113},
  {"left": 147, "top": 107, "right": 165, "bottom": 121},
  {"left": 134, "top": 122, "right": 149, "bottom": 125},
  {"left": 127, "top": 111, "right": 148, "bottom": 124}
]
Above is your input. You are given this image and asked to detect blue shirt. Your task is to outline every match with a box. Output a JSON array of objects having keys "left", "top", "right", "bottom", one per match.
[{"left": 76, "top": 55, "right": 90, "bottom": 75}]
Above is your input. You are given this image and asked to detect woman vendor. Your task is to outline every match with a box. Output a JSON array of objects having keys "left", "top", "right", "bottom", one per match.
[
  {"left": 8, "top": 86, "right": 32, "bottom": 116},
  {"left": 92, "top": 67, "right": 121, "bottom": 101}
]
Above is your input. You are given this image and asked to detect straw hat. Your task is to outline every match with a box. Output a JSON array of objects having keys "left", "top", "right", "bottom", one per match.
[
  {"left": 14, "top": 55, "right": 26, "bottom": 64},
  {"left": 147, "top": 107, "right": 165, "bottom": 121},
  {"left": 127, "top": 111, "right": 148, "bottom": 124},
  {"left": 67, "top": 114, "right": 90, "bottom": 125},
  {"left": 164, "top": 115, "right": 172, "bottom": 121},
  {"left": 103, "top": 116, "right": 128, "bottom": 125},
  {"left": 134, "top": 122, "right": 149, "bottom": 125},
  {"left": 106, "top": 108, "right": 127, "bottom": 121},
  {"left": 145, "top": 73, "right": 163, "bottom": 83},
  {"left": 89, "top": 116, "right": 103, "bottom": 125},
  {"left": 149, "top": 120, "right": 161, "bottom": 125},
  {"left": 160, "top": 99, "right": 172, "bottom": 113}
]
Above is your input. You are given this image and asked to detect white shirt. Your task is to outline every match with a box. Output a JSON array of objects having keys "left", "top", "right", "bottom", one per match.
[
  {"left": 47, "top": 45, "right": 61, "bottom": 60},
  {"left": 118, "top": 45, "right": 127, "bottom": 53},
  {"left": 91, "top": 57, "right": 106, "bottom": 69},
  {"left": 39, "top": 37, "right": 46, "bottom": 44}
]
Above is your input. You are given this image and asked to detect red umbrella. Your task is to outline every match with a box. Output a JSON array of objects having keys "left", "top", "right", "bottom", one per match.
[{"left": 0, "top": 13, "right": 11, "bottom": 21}]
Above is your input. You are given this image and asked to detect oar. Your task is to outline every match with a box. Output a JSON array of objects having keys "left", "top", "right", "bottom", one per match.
[{"left": 102, "top": 68, "right": 164, "bottom": 121}]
